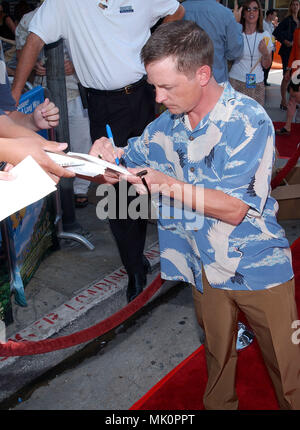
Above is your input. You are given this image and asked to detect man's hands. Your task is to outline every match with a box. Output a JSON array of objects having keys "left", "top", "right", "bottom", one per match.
[
  {"left": 89, "top": 137, "right": 124, "bottom": 163},
  {"left": 33, "top": 98, "right": 60, "bottom": 130},
  {"left": 121, "top": 167, "right": 168, "bottom": 196},
  {"left": 89, "top": 137, "right": 125, "bottom": 184}
]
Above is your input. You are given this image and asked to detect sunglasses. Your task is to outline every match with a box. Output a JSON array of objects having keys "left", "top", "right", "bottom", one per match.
[{"left": 245, "top": 6, "right": 259, "bottom": 11}]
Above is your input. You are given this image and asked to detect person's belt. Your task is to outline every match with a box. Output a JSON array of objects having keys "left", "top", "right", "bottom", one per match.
[{"left": 86, "top": 76, "right": 147, "bottom": 95}]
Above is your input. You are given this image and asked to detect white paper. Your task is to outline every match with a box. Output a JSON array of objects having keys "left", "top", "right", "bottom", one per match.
[
  {"left": 0, "top": 156, "right": 57, "bottom": 222},
  {"left": 46, "top": 151, "right": 131, "bottom": 177}
]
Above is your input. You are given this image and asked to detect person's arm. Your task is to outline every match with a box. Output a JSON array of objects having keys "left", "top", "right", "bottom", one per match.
[
  {"left": 259, "top": 38, "right": 272, "bottom": 69},
  {"left": 11, "top": 32, "right": 45, "bottom": 104},
  {"left": 89, "top": 137, "right": 248, "bottom": 225},
  {"left": 4, "top": 15, "right": 16, "bottom": 35},
  {"left": 0, "top": 112, "right": 42, "bottom": 139},
  {"left": 7, "top": 98, "right": 59, "bottom": 131},
  {"left": 126, "top": 168, "right": 249, "bottom": 225},
  {"left": 0, "top": 135, "right": 75, "bottom": 182},
  {"left": 273, "top": 18, "right": 290, "bottom": 45},
  {"left": 128, "top": 110, "right": 274, "bottom": 226},
  {"left": 288, "top": 29, "right": 300, "bottom": 68},
  {"left": 0, "top": 113, "right": 72, "bottom": 178},
  {"left": 225, "top": 15, "right": 244, "bottom": 61},
  {"left": 162, "top": 4, "right": 185, "bottom": 23},
  {"left": 233, "top": 0, "right": 242, "bottom": 23}
]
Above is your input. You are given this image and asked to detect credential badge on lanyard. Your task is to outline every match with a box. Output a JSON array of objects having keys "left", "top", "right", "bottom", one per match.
[{"left": 245, "top": 32, "right": 257, "bottom": 88}]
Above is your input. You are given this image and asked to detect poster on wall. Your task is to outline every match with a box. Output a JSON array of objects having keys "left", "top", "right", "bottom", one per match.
[
  {"left": 0, "top": 226, "right": 13, "bottom": 325},
  {"left": 0, "top": 86, "right": 58, "bottom": 323}
]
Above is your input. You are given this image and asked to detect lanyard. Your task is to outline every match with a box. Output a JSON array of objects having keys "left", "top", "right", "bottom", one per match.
[{"left": 245, "top": 32, "right": 257, "bottom": 69}]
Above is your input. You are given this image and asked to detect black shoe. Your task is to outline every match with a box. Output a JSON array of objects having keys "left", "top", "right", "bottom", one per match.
[
  {"left": 126, "top": 272, "right": 147, "bottom": 303},
  {"left": 275, "top": 127, "right": 290, "bottom": 136},
  {"left": 264, "top": 81, "right": 271, "bottom": 86}
]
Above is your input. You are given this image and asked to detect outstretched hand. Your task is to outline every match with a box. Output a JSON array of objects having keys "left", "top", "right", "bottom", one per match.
[
  {"left": 33, "top": 98, "right": 60, "bottom": 130},
  {"left": 3, "top": 137, "right": 75, "bottom": 183},
  {"left": 233, "top": 0, "right": 242, "bottom": 22}
]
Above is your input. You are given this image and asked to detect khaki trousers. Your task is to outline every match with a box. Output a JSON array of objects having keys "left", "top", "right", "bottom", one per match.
[{"left": 192, "top": 272, "right": 300, "bottom": 410}]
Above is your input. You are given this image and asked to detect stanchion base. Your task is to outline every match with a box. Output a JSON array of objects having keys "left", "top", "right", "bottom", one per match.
[{"left": 57, "top": 231, "right": 95, "bottom": 251}]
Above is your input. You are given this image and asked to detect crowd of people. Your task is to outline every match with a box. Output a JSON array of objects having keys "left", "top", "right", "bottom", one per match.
[{"left": 0, "top": 0, "right": 300, "bottom": 410}]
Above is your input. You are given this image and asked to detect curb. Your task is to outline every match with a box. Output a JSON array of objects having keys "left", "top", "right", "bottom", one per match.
[{"left": 0, "top": 241, "right": 173, "bottom": 405}]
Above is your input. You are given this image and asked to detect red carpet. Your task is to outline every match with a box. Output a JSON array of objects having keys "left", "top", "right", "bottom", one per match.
[
  {"left": 274, "top": 122, "right": 300, "bottom": 158},
  {"left": 131, "top": 238, "right": 300, "bottom": 411}
]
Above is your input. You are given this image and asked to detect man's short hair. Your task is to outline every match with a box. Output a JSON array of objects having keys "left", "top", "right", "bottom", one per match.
[
  {"left": 266, "top": 8, "right": 277, "bottom": 16},
  {"left": 141, "top": 20, "right": 214, "bottom": 76}
]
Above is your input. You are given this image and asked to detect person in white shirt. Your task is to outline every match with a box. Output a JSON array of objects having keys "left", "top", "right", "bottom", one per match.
[
  {"left": 263, "top": 8, "right": 277, "bottom": 86},
  {"left": 15, "top": 2, "right": 93, "bottom": 208},
  {"left": 11, "top": 0, "right": 185, "bottom": 303}
]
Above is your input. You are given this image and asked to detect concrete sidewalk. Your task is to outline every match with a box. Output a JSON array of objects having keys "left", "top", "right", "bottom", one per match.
[{"left": 0, "top": 69, "right": 299, "bottom": 407}]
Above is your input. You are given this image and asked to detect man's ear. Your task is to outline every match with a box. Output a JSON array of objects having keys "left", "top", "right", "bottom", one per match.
[{"left": 196, "top": 65, "right": 212, "bottom": 86}]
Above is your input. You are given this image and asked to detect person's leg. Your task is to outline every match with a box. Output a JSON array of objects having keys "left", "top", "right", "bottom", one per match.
[
  {"left": 68, "top": 96, "right": 92, "bottom": 206},
  {"left": 295, "top": 89, "right": 300, "bottom": 122},
  {"left": 87, "top": 83, "right": 155, "bottom": 301},
  {"left": 263, "top": 52, "right": 273, "bottom": 86},
  {"left": 280, "top": 62, "right": 290, "bottom": 109},
  {"left": 107, "top": 83, "right": 155, "bottom": 300},
  {"left": 236, "top": 279, "right": 300, "bottom": 410},
  {"left": 192, "top": 270, "right": 239, "bottom": 410},
  {"left": 284, "top": 89, "right": 297, "bottom": 132},
  {"left": 276, "top": 85, "right": 300, "bottom": 135}
]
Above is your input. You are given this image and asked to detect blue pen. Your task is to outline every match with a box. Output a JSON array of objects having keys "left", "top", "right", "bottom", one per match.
[{"left": 106, "top": 124, "right": 119, "bottom": 165}]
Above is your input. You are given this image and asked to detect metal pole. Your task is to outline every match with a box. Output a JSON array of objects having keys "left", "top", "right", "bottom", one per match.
[{"left": 44, "top": 39, "right": 94, "bottom": 250}]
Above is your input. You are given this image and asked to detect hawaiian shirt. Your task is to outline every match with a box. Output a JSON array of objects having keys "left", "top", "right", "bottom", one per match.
[{"left": 123, "top": 82, "right": 294, "bottom": 292}]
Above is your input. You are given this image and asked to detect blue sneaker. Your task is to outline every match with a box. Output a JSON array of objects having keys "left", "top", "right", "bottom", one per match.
[{"left": 236, "top": 322, "right": 254, "bottom": 351}]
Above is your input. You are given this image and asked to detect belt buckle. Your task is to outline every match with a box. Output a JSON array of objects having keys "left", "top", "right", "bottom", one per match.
[{"left": 124, "top": 84, "right": 132, "bottom": 95}]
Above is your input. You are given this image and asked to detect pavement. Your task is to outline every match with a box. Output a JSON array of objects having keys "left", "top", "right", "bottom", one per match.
[{"left": 0, "top": 69, "right": 300, "bottom": 410}]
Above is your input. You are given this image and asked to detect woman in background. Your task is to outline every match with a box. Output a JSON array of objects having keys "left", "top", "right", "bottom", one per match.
[
  {"left": 229, "top": 0, "right": 272, "bottom": 106},
  {"left": 276, "top": 26, "right": 300, "bottom": 135},
  {"left": 273, "top": 0, "right": 300, "bottom": 110}
]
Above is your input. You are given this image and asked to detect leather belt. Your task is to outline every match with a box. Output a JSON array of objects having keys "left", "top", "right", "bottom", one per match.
[{"left": 86, "top": 76, "right": 147, "bottom": 95}]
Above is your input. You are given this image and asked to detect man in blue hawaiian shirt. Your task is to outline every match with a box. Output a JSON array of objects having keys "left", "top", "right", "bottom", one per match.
[{"left": 90, "top": 21, "right": 300, "bottom": 410}]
